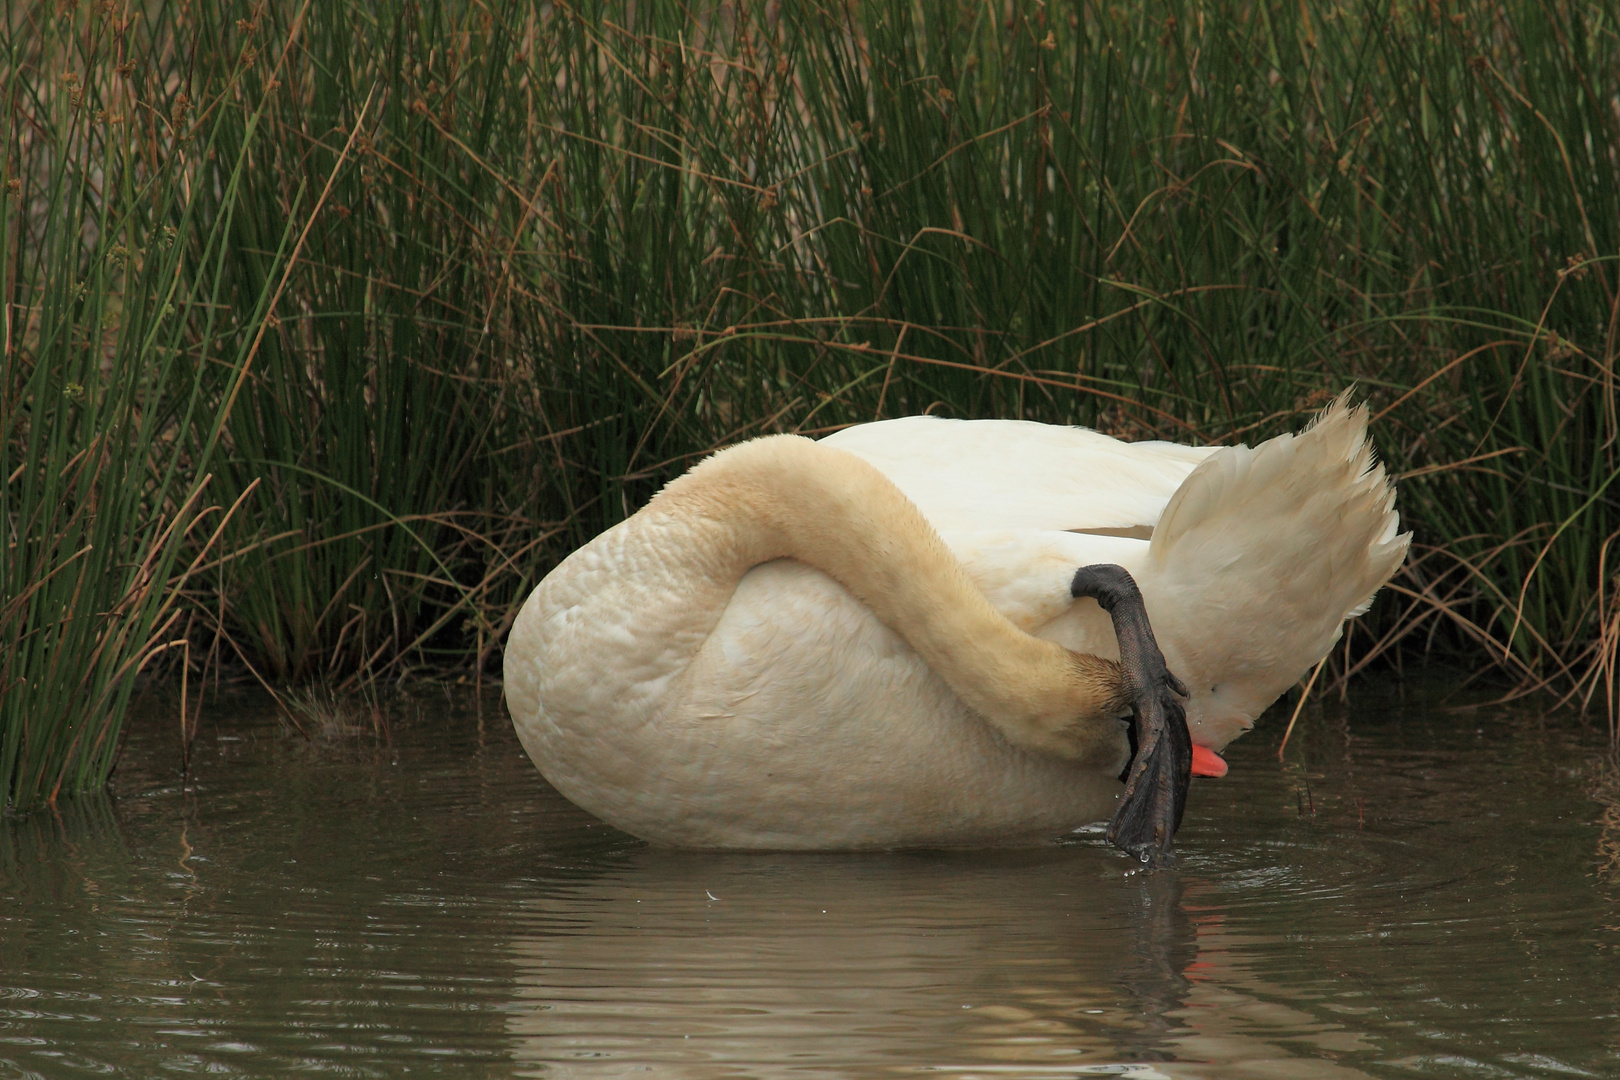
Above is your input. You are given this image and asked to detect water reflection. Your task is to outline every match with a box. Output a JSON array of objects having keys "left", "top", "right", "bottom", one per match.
[
  {"left": 4, "top": 686, "right": 1620, "bottom": 1078},
  {"left": 1589, "top": 752, "right": 1620, "bottom": 886},
  {"left": 506, "top": 848, "right": 1387, "bottom": 1078},
  {"left": 509, "top": 847, "right": 1168, "bottom": 1076}
]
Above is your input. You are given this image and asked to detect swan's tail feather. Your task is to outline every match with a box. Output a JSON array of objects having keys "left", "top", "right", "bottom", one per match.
[{"left": 1145, "top": 393, "right": 1410, "bottom": 749}]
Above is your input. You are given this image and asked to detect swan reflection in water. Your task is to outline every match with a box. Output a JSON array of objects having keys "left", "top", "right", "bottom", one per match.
[{"left": 506, "top": 847, "right": 1378, "bottom": 1079}]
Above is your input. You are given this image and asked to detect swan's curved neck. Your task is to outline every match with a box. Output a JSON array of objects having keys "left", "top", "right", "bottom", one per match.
[{"left": 647, "top": 435, "right": 1124, "bottom": 760}]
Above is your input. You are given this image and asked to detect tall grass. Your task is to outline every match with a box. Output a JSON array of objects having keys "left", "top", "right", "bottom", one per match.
[
  {"left": 4, "top": 0, "right": 1619, "bottom": 810},
  {"left": 1, "top": 1, "right": 291, "bottom": 809},
  {"left": 168, "top": 0, "right": 529, "bottom": 683}
]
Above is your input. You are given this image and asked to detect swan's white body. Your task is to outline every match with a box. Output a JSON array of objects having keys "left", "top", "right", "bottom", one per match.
[{"left": 504, "top": 399, "right": 1408, "bottom": 849}]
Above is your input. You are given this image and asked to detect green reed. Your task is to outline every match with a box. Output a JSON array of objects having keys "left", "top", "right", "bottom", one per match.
[
  {"left": 4, "top": 0, "right": 1620, "bottom": 809},
  {"left": 0, "top": 0, "right": 288, "bottom": 809}
]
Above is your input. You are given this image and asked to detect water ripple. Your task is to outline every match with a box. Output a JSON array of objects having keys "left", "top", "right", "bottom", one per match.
[{"left": 0, "top": 688, "right": 1616, "bottom": 1078}]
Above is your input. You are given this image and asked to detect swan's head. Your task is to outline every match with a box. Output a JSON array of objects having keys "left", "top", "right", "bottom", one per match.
[{"left": 1178, "top": 680, "right": 1269, "bottom": 777}]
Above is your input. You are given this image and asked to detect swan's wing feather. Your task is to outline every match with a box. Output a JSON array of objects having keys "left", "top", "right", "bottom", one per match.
[
  {"left": 824, "top": 416, "right": 1215, "bottom": 534},
  {"left": 1144, "top": 395, "right": 1410, "bottom": 744}
]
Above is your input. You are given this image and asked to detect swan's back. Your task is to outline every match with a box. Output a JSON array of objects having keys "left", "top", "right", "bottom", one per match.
[
  {"left": 825, "top": 400, "right": 1409, "bottom": 756},
  {"left": 823, "top": 416, "right": 1215, "bottom": 534}
]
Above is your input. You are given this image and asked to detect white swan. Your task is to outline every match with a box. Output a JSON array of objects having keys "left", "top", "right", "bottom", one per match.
[{"left": 504, "top": 395, "right": 1408, "bottom": 858}]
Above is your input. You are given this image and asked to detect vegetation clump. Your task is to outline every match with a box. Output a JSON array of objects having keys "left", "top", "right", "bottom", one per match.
[{"left": 3, "top": 0, "right": 1618, "bottom": 810}]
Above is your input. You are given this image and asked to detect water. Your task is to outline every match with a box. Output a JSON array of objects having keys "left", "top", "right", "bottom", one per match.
[{"left": 3, "top": 680, "right": 1618, "bottom": 1078}]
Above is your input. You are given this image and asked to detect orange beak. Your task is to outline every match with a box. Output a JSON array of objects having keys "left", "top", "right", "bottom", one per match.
[{"left": 1191, "top": 744, "right": 1228, "bottom": 777}]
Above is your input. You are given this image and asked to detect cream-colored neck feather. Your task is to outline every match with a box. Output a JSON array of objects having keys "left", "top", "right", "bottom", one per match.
[{"left": 649, "top": 434, "right": 1126, "bottom": 765}]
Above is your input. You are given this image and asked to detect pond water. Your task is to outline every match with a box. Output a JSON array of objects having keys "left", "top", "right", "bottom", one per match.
[{"left": 3, "top": 678, "right": 1618, "bottom": 1079}]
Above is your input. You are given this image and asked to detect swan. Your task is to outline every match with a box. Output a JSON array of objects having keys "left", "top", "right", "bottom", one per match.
[{"left": 503, "top": 394, "right": 1409, "bottom": 862}]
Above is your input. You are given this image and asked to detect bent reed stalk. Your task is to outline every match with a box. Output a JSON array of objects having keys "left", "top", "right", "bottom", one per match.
[{"left": 3, "top": 0, "right": 1619, "bottom": 810}]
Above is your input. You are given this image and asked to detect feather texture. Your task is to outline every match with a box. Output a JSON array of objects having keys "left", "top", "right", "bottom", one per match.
[{"left": 505, "top": 397, "right": 1409, "bottom": 848}]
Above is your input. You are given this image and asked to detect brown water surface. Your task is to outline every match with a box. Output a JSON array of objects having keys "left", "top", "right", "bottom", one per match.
[{"left": 2, "top": 680, "right": 1618, "bottom": 1078}]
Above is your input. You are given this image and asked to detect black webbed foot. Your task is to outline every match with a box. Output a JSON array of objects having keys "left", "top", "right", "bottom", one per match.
[{"left": 1070, "top": 564, "right": 1191, "bottom": 868}]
